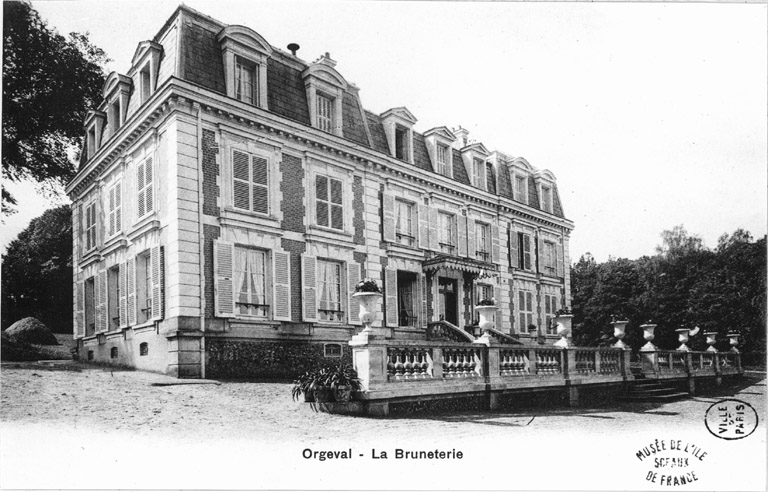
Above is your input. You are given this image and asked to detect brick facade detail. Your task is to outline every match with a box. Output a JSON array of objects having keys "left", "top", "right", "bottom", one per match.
[
  {"left": 280, "top": 153, "right": 305, "bottom": 233},
  {"left": 202, "top": 128, "right": 220, "bottom": 216}
]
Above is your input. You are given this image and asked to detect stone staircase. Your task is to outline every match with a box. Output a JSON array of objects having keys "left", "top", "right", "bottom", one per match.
[{"left": 620, "top": 370, "right": 690, "bottom": 402}]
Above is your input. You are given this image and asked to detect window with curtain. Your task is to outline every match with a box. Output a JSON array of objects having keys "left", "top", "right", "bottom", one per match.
[
  {"left": 235, "top": 247, "right": 268, "bottom": 317},
  {"left": 317, "top": 259, "right": 343, "bottom": 322},
  {"left": 235, "top": 57, "right": 258, "bottom": 106},
  {"left": 395, "top": 199, "right": 414, "bottom": 246},
  {"left": 439, "top": 212, "right": 455, "bottom": 254},
  {"left": 476, "top": 222, "right": 490, "bottom": 261},
  {"left": 544, "top": 294, "right": 558, "bottom": 334}
]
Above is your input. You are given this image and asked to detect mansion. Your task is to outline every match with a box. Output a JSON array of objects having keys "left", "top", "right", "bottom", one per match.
[{"left": 66, "top": 5, "right": 574, "bottom": 378}]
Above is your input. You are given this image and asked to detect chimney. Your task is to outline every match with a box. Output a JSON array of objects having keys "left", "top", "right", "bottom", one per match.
[
  {"left": 453, "top": 126, "right": 469, "bottom": 148},
  {"left": 287, "top": 43, "right": 300, "bottom": 56}
]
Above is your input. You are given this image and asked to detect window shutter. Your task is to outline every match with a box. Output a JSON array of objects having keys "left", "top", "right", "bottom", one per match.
[
  {"left": 75, "top": 281, "right": 85, "bottom": 338},
  {"left": 347, "top": 262, "right": 361, "bottom": 325},
  {"left": 145, "top": 156, "right": 154, "bottom": 214},
  {"left": 137, "top": 161, "right": 146, "bottom": 218},
  {"left": 108, "top": 187, "right": 115, "bottom": 237},
  {"left": 382, "top": 193, "right": 396, "bottom": 242},
  {"left": 384, "top": 268, "right": 398, "bottom": 327},
  {"left": 252, "top": 155, "right": 269, "bottom": 214},
  {"left": 127, "top": 257, "right": 136, "bottom": 325},
  {"left": 419, "top": 273, "right": 428, "bottom": 328},
  {"left": 115, "top": 182, "right": 121, "bottom": 233},
  {"left": 301, "top": 254, "right": 318, "bottom": 322},
  {"left": 510, "top": 227, "right": 519, "bottom": 269},
  {"left": 119, "top": 262, "right": 127, "bottom": 328},
  {"left": 428, "top": 207, "right": 439, "bottom": 251},
  {"left": 537, "top": 236, "right": 544, "bottom": 274},
  {"left": 457, "top": 215, "right": 468, "bottom": 257},
  {"left": 418, "top": 203, "right": 430, "bottom": 249},
  {"left": 214, "top": 240, "right": 235, "bottom": 317},
  {"left": 522, "top": 234, "right": 532, "bottom": 270},
  {"left": 233, "top": 150, "right": 251, "bottom": 211},
  {"left": 97, "top": 270, "right": 108, "bottom": 333},
  {"left": 272, "top": 250, "right": 292, "bottom": 321},
  {"left": 556, "top": 239, "right": 565, "bottom": 278},
  {"left": 77, "top": 204, "right": 84, "bottom": 259},
  {"left": 467, "top": 218, "right": 476, "bottom": 258},
  {"left": 491, "top": 224, "right": 500, "bottom": 263},
  {"left": 315, "top": 175, "right": 328, "bottom": 227},
  {"left": 150, "top": 246, "right": 163, "bottom": 321}
]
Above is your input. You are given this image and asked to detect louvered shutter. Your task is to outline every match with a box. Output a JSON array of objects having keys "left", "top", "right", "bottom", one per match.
[
  {"left": 522, "top": 234, "right": 532, "bottom": 270},
  {"left": 347, "top": 262, "right": 361, "bottom": 325},
  {"left": 556, "top": 239, "right": 564, "bottom": 278},
  {"left": 301, "top": 255, "right": 318, "bottom": 322},
  {"left": 491, "top": 224, "right": 500, "bottom": 264},
  {"left": 510, "top": 227, "right": 519, "bottom": 269},
  {"left": 315, "top": 176, "right": 328, "bottom": 227},
  {"left": 115, "top": 182, "right": 121, "bottom": 233},
  {"left": 127, "top": 258, "right": 136, "bottom": 325},
  {"left": 537, "top": 236, "right": 544, "bottom": 274},
  {"left": 77, "top": 204, "right": 83, "bottom": 259},
  {"left": 108, "top": 186, "right": 115, "bottom": 236},
  {"left": 418, "top": 203, "right": 430, "bottom": 249},
  {"left": 252, "top": 155, "right": 269, "bottom": 214},
  {"left": 97, "top": 270, "right": 107, "bottom": 333},
  {"left": 419, "top": 273, "right": 428, "bottom": 328},
  {"left": 145, "top": 157, "right": 154, "bottom": 214},
  {"left": 150, "top": 246, "right": 163, "bottom": 320},
  {"left": 467, "top": 218, "right": 476, "bottom": 258},
  {"left": 384, "top": 268, "right": 398, "bottom": 327},
  {"left": 428, "top": 207, "right": 439, "bottom": 251},
  {"left": 457, "top": 215, "right": 468, "bottom": 257},
  {"left": 382, "top": 193, "right": 396, "bottom": 242},
  {"left": 233, "top": 150, "right": 250, "bottom": 211},
  {"left": 330, "top": 179, "right": 343, "bottom": 230},
  {"left": 118, "top": 262, "right": 127, "bottom": 328},
  {"left": 272, "top": 250, "right": 292, "bottom": 321},
  {"left": 75, "top": 281, "right": 85, "bottom": 338},
  {"left": 214, "top": 240, "right": 235, "bottom": 317},
  {"left": 137, "top": 161, "right": 146, "bottom": 218}
]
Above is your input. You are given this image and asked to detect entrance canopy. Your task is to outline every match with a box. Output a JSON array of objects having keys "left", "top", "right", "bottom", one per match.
[{"left": 422, "top": 254, "right": 498, "bottom": 279}]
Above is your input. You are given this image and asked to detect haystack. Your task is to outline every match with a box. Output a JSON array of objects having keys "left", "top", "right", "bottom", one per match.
[
  {"left": 5, "top": 317, "right": 59, "bottom": 345},
  {"left": 1, "top": 331, "right": 43, "bottom": 361}
]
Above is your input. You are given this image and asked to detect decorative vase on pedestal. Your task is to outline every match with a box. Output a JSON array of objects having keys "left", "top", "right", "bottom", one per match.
[
  {"left": 675, "top": 328, "right": 691, "bottom": 351},
  {"left": 352, "top": 292, "right": 383, "bottom": 333},
  {"left": 704, "top": 332, "right": 718, "bottom": 353},
  {"left": 612, "top": 320, "right": 629, "bottom": 349},
  {"left": 553, "top": 314, "right": 573, "bottom": 348},
  {"left": 640, "top": 323, "right": 657, "bottom": 352},
  {"left": 474, "top": 305, "right": 498, "bottom": 342},
  {"left": 728, "top": 332, "right": 740, "bottom": 353}
]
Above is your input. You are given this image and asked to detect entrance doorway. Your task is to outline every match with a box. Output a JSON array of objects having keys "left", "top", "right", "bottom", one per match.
[{"left": 438, "top": 277, "right": 458, "bottom": 326}]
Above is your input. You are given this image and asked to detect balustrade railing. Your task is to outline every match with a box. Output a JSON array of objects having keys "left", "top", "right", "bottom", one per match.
[
  {"left": 500, "top": 349, "right": 530, "bottom": 376},
  {"left": 535, "top": 349, "right": 562, "bottom": 375},
  {"left": 386, "top": 347, "right": 433, "bottom": 380},
  {"left": 720, "top": 352, "right": 736, "bottom": 369},
  {"left": 443, "top": 347, "right": 482, "bottom": 378},
  {"left": 599, "top": 349, "right": 621, "bottom": 374},
  {"left": 574, "top": 350, "right": 596, "bottom": 373}
]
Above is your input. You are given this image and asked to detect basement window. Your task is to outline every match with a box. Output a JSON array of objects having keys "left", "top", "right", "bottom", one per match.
[
  {"left": 110, "top": 347, "right": 118, "bottom": 359},
  {"left": 140, "top": 342, "right": 148, "bottom": 356},
  {"left": 324, "top": 343, "right": 342, "bottom": 358}
]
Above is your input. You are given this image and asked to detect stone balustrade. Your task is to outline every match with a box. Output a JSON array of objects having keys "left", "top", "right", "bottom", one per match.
[{"left": 640, "top": 349, "right": 742, "bottom": 379}]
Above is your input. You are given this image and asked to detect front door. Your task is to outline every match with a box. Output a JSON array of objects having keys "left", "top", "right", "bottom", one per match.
[{"left": 438, "top": 277, "right": 458, "bottom": 326}]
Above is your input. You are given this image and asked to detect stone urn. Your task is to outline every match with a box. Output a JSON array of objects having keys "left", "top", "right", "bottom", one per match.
[
  {"left": 612, "top": 320, "right": 629, "bottom": 349},
  {"left": 728, "top": 332, "right": 740, "bottom": 353},
  {"left": 474, "top": 303, "right": 498, "bottom": 339},
  {"left": 640, "top": 323, "right": 657, "bottom": 352},
  {"left": 553, "top": 314, "right": 573, "bottom": 348},
  {"left": 704, "top": 332, "right": 718, "bottom": 353},
  {"left": 352, "top": 291, "right": 383, "bottom": 332},
  {"left": 676, "top": 328, "right": 691, "bottom": 352}
]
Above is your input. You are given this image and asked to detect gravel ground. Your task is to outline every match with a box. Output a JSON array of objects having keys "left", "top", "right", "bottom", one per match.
[{"left": 1, "top": 361, "right": 765, "bottom": 490}]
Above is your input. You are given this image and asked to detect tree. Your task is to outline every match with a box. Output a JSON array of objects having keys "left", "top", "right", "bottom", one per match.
[
  {"left": 1, "top": 205, "right": 73, "bottom": 332},
  {"left": 2, "top": 1, "right": 108, "bottom": 214}
]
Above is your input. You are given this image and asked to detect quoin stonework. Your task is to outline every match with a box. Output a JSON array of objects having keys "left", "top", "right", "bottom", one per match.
[{"left": 66, "top": 5, "right": 574, "bottom": 378}]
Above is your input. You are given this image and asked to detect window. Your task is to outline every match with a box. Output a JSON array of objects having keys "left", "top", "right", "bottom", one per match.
[
  {"left": 517, "top": 232, "right": 532, "bottom": 271},
  {"left": 324, "top": 343, "right": 342, "bottom": 358},
  {"left": 542, "top": 241, "right": 557, "bottom": 276},
  {"left": 317, "top": 260, "right": 343, "bottom": 322},
  {"left": 140, "top": 65, "right": 151, "bottom": 103},
  {"left": 397, "top": 271, "right": 418, "bottom": 327},
  {"left": 87, "top": 126, "right": 97, "bottom": 156},
  {"left": 87, "top": 350, "right": 94, "bottom": 361},
  {"left": 136, "top": 157, "right": 153, "bottom": 219},
  {"left": 515, "top": 175, "right": 527, "bottom": 203},
  {"left": 476, "top": 222, "right": 490, "bottom": 262},
  {"left": 485, "top": 163, "right": 495, "bottom": 192},
  {"left": 438, "top": 212, "right": 455, "bottom": 254},
  {"left": 108, "top": 266, "right": 120, "bottom": 331},
  {"left": 107, "top": 182, "right": 122, "bottom": 238},
  {"left": 139, "top": 342, "right": 149, "bottom": 356},
  {"left": 232, "top": 149, "right": 268, "bottom": 214},
  {"left": 109, "top": 100, "right": 122, "bottom": 131},
  {"left": 316, "top": 93, "right": 334, "bottom": 132},
  {"left": 85, "top": 202, "right": 97, "bottom": 251},
  {"left": 235, "top": 247, "right": 268, "bottom": 317},
  {"left": 395, "top": 200, "right": 415, "bottom": 247},
  {"left": 544, "top": 294, "right": 558, "bottom": 334},
  {"left": 110, "top": 347, "right": 118, "bottom": 359},
  {"left": 541, "top": 185, "right": 553, "bottom": 213},
  {"left": 136, "top": 251, "right": 152, "bottom": 324},
  {"left": 473, "top": 158, "right": 485, "bottom": 190},
  {"left": 518, "top": 290, "right": 534, "bottom": 334},
  {"left": 235, "top": 57, "right": 258, "bottom": 106},
  {"left": 85, "top": 277, "right": 96, "bottom": 337},
  {"left": 315, "top": 175, "right": 343, "bottom": 230},
  {"left": 436, "top": 144, "right": 449, "bottom": 177},
  {"left": 395, "top": 125, "right": 410, "bottom": 161}
]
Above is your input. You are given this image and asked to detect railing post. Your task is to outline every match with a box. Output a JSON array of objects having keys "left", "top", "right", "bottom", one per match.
[
  {"left": 564, "top": 348, "right": 576, "bottom": 379},
  {"left": 432, "top": 347, "right": 444, "bottom": 379},
  {"left": 594, "top": 350, "right": 602, "bottom": 373},
  {"left": 487, "top": 346, "right": 500, "bottom": 380},
  {"left": 713, "top": 352, "right": 722, "bottom": 386},
  {"left": 621, "top": 348, "right": 632, "bottom": 380},
  {"left": 652, "top": 352, "right": 660, "bottom": 375},
  {"left": 528, "top": 348, "right": 538, "bottom": 375},
  {"left": 735, "top": 352, "right": 743, "bottom": 374}
]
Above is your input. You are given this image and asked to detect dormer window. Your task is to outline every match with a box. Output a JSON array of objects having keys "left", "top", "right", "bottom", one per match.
[
  {"left": 218, "top": 26, "right": 272, "bottom": 110},
  {"left": 541, "top": 185, "right": 553, "bottom": 213},
  {"left": 436, "top": 144, "right": 449, "bottom": 176},
  {"left": 129, "top": 41, "right": 162, "bottom": 107},
  {"left": 515, "top": 175, "right": 528, "bottom": 203},
  {"left": 235, "top": 57, "right": 259, "bottom": 105},
  {"left": 102, "top": 72, "right": 131, "bottom": 139},
  {"left": 303, "top": 53, "right": 347, "bottom": 136},
  {"left": 84, "top": 110, "right": 105, "bottom": 160},
  {"left": 473, "top": 158, "right": 486, "bottom": 190},
  {"left": 316, "top": 93, "right": 334, "bottom": 132},
  {"left": 395, "top": 125, "right": 410, "bottom": 161},
  {"left": 140, "top": 64, "right": 151, "bottom": 103},
  {"left": 424, "top": 127, "right": 456, "bottom": 177}
]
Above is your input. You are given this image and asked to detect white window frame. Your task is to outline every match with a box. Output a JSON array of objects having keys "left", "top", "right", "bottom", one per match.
[
  {"left": 476, "top": 221, "right": 491, "bottom": 262},
  {"left": 518, "top": 290, "right": 534, "bottom": 334},
  {"left": 136, "top": 250, "right": 152, "bottom": 324},
  {"left": 541, "top": 184, "right": 553, "bottom": 213},
  {"left": 218, "top": 26, "right": 271, "bottom": 110},
  {"left": 316, "top": 92, "right": 334, "bottom": 133},
  {"left": 231, "top": 148, "right": 270, "bottom": 215},
  {"left": 439, "top": 212, "right": 456, "bottom": 255},
  {"left": 473, "top": 158, "right": 486, "bottom": 190},
  {"left": 234, "top": 246, "right": 270, "bottom": 319},
  {"left": 436, "top": 144, "right": 450, "bottom": 177},
  {"left": 395, "top": 199, "right": 415, "bottom": 247},
  {"left": 317, "top": 259, "right": 344, "bottom": 323},
  {"left": 234, "top": 57, "right": 259, "bottom": 106},
  {"left": 542, "top": 240, "right": 557, "bottom": 276},
  {"left": 518, "top": 232, "right": 533, "bottom": 271},
  {"left": 544, "top": 293, "right": 558, "bottom": 334},
  {"left": 515, "top": 175, "right": 528, "bottom": 204},
  {"left": 315, "top": 174, "right": 344, "bottom": 231}
]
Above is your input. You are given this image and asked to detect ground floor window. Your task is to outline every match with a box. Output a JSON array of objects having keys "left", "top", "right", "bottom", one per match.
[
  {"left": 518, "top": 290, "right": 534, "bottom": 334},
  {"left": 235, "top": 247, "right": 268, "bottom": 317},
  {"left": 85, "top": 277, "right": 95, "bottom": 336},
  {"left": 475, "top": 283, "right": 494, "bottom": 325},
  {"left": 136, "top": 251, "right": 152, "bottom": 324},
  {"left": 108, "top": 265, "right": 120, "bottom": 330},
  {"left": 397, "top": 271, "right": 418, "bottom": 327},
  {"left": 318, "top": 259, "right": 343, "bottom": 322},
  {"left": 544, "top": 293, "right": 558, "bottom": 334}
]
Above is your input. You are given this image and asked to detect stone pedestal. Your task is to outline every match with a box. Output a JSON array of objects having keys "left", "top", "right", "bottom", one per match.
[
  {"left": 640, "top": 323, "right": 657, "bottom": 352},
  {"left": 612, "top": 320, "right": 629, "bottom": 349}
]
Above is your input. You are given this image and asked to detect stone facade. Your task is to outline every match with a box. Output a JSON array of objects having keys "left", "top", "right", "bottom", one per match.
[{"left": 66, "top": 5, "right": 574, "bottom": 378}]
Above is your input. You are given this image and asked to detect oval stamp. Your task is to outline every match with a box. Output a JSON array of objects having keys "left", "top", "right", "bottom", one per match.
[{"left": 704, "top": 399, "right": 759, "bottom": 440}]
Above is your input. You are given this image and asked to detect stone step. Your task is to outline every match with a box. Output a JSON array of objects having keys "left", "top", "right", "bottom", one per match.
[{"left": 618, "top": 391, "right": 690, "bottom": 403}]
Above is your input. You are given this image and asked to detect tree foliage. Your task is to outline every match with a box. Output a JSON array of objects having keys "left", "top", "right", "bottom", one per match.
[
  {"left": 572, "top": 226, "right": 766, "bottom": 354},
  {"left": 2, "top": 1, "right": 108, "bottom": 214},
  {"left": 2, "top": 205, "right": 73, "bottom": 332}
]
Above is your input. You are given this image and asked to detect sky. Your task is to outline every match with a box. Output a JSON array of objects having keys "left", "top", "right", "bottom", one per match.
[{"left": 4, "top": 0, "right": 766, "bottom": 262}]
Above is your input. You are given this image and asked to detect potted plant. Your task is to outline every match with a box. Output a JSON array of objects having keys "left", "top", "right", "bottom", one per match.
[
  {"left": 326, "top": 362, "right": 364, "bottom": 402},
  {"left": 352, "top": 278, "right": 383, "bottom": 327},
  {"left": 291, "top": 370, "right": 317, "bottom": 402},
  {"left": 291, "top": 363, "right": 364, "bottom": 404}
]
